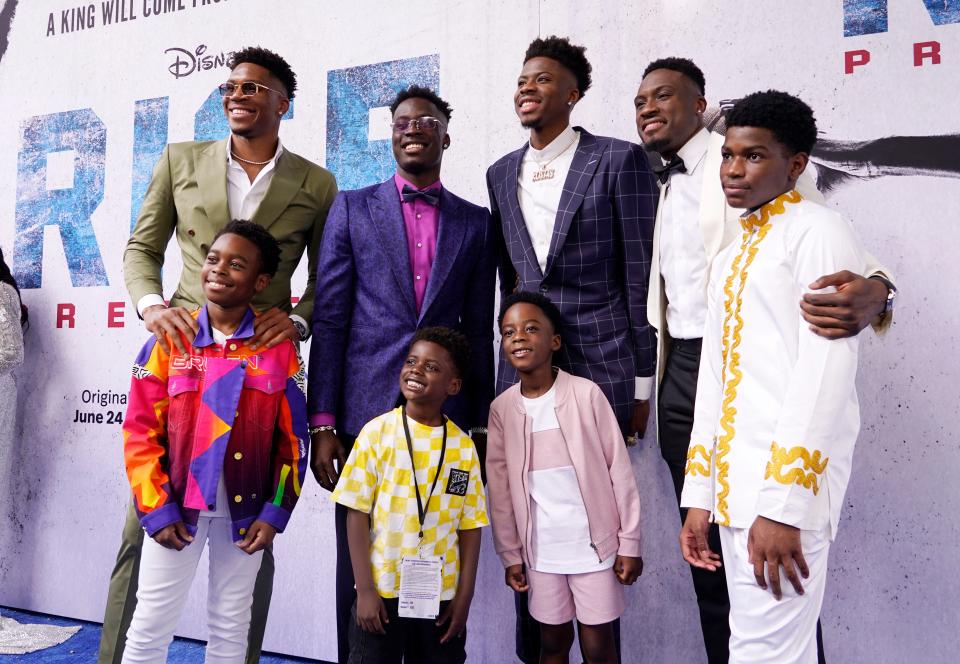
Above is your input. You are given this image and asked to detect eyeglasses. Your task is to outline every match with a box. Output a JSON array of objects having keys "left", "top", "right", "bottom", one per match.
[
  {"left": 218, "top": 81, "right": 288, "bottom": 99},
  {"left": 391, "top": 116, "right": 446, "bottom": 133}
]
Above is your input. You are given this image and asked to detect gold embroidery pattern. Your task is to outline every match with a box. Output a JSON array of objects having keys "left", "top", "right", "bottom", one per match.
[
  {"left": 712, "top": 193, "right": 804, "bottom": 524},
  {"left": 764, "top": 443, "right": 830, "bottom": 495},
  {"left": 739, "top": 190, "right": 803, "bottom": 233},
  {"left": 684, "top": 444, "right": 713, "bottom": 477}
]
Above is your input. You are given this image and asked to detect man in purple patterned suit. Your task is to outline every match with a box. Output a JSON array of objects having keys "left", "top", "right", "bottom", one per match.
[
  {"left": 486, "top": 36, "right": 658, "bottom": 663},
  {"left": 307, "top": 85, "right": 495, "bottom": 664}
]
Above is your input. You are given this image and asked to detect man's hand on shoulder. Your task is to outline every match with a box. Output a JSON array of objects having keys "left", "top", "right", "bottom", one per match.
[
  {"left": 250, "top": 307, "right": 299, "bottom": 350},
  {"left": 800, "top": 271, "right": 888, "bottom": 339},
  {"left": 143, "top": 305, "right": 199, "bottom": 355},
  {"left": 747, "top": 515, "right": 809, "bottom": 600}
]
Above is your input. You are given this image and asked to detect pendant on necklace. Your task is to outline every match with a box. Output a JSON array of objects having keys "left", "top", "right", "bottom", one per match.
[{"left": 533, "top": 167, "right": 555, "bottom": 182}]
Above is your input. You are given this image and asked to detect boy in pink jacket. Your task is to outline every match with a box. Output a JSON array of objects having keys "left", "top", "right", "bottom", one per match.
[{"left": 486, "top": 292, "right": 643, "bottom": 664}]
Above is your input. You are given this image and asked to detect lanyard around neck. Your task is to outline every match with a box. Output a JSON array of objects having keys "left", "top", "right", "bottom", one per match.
[{"left": 401, "top": 405, "right": 447, "bottom": 540}]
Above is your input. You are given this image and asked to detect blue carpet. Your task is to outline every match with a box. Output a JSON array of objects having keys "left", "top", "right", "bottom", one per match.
[{"left": 0, "top": 607, "right": 330, "bottom": 663}]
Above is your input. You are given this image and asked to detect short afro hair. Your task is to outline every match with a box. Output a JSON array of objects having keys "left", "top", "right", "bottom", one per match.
[
  {"left": 228, "top": 46, "right": 297, "bottom": 100},
  {"left": 524, "top": 35, "right": 592, "bottom": 96},
  {"left": 412, "top": 327, "right": 471, "bottom": 378},
  {"left": 498, "top": 291, "right": 563, "bottom": 336},
  {"left": 212, "top": 220, "right": 281, "bottom": 277},
  {"left": 642, "top": 57, "right": 706, "bottom": 96},
  {"left": 389, "top": 85, "right": 453, "bottom": 122},
  {"left": 725, "top": 90, "right": 818, "bottom": 155}
]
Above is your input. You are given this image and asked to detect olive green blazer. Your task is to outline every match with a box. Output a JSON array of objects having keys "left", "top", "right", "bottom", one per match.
[{"left": 123, "top": 138, "right": 337, "bottom": 321}]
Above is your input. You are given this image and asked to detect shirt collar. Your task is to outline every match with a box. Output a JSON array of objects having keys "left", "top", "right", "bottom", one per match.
[
  {"left": 226, "top": 136, "right": 284, "bottom": 168},
  {"left": 394, "top": 173, "right": 442, "bottom": 196},
  {"left": 670, "top": 126, "right": 710, "bottom": 173},
  {"left": 193, "top": 305, "right": 257, "bottom": 347},
  {"left": 739, "top": 189, "right": 804, "bottom": 231},
  {"left": 526, "top": 124, "right": 579, "bottom": 162}
]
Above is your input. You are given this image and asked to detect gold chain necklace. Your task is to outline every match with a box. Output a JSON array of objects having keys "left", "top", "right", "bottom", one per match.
[
  {"left": 531, "top": 134, "right": 578, "bottom": 183},
  {"left": 231, "top": 151, "right": 272, "bottom": 166}
]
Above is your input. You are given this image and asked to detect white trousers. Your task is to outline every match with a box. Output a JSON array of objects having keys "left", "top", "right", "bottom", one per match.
[
  {"left": 720, "top": 525, "right": 831, "bottom": 664},
  {"left": 121, "top": 516, "right": 263, "bottom": 664}
]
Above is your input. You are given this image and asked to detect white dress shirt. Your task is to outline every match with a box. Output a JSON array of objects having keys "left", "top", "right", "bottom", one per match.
[
  {"left": 518, "top": 125, "right": 580, "bottom": 273},
  {"left": 660, "top": 127, "right": 711, "bottom": 340},
  {"left": 136, "top": 138, "right": 305, "bottom": 331}
]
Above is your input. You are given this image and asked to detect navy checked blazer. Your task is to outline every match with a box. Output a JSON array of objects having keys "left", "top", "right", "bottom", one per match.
[{"left": 487, "top": 128, "right": 658, "bottom": 428}]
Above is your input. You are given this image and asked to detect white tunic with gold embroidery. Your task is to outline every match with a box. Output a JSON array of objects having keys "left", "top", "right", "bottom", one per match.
[{"left": 679, "top": 191, "right": 867, "bottom": 539}]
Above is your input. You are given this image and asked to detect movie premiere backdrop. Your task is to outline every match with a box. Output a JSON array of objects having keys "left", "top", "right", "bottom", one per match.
[{"left": 0, "top": 1, "right": 956, "bottom": 661}]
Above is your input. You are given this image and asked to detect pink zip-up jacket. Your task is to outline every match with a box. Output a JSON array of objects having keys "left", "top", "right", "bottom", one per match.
[{"left": 486, "top": 369, "right": 642, "bottom": 569}]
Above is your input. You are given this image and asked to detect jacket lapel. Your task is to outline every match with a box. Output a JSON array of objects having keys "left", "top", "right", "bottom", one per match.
[
  {"left": 252, "top": 151, "right": 308, "bottom": 231},
  {"left": 502, "top": 147, "right": 543, "bottom": 279},
  {"left": 545, "top": 128, "right": 603, "bottom": 276},
  {"left": 196, "top": 139, "right": 230, "bottom": 227},
  {"left": 369, "top": 180, "right": 417, "bottom": 318},
  {"left": 419, "top": 189, "right": 466, "bottom": 322}
]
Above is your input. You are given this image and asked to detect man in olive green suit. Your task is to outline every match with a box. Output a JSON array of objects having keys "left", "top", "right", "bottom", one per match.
[{"left": 100, "top": 47, "right": 336, "bottom": 664}]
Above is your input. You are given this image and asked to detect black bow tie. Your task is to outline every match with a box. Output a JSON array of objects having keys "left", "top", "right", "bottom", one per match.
[
  {"left": 653, "top": 155, "right": 687, "bottom": 184},
  {"left": 401, "top": 184, "right": 440, "bottom": 207}
]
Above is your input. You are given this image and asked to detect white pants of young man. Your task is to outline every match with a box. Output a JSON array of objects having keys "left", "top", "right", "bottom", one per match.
[
  {"left": 121, "top": 515, "right": 263, "bottom": 664},
  {"left": 720, "top": 525, "right": 831, "bottom": 664}
]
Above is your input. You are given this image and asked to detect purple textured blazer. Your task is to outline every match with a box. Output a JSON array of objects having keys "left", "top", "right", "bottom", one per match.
[
  {"left": 307, "top": 178, "right": 496, "bottom": 437},
  {"left": 487, "top": 128, "right": 658, "bottom": 428}
]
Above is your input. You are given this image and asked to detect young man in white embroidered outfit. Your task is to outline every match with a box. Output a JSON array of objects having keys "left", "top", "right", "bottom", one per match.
[{"left": 679, "top": 91, "right": 869, "bottom": 663}]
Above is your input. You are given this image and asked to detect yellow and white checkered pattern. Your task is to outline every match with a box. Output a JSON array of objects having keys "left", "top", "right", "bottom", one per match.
[{"left": 332, "top": 407, "right": 488, "bottom": 600}]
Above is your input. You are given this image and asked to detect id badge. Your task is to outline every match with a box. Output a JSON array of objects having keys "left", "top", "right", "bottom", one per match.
[{"left": 398, "top": 555, "right": 443, "bottom": 619}]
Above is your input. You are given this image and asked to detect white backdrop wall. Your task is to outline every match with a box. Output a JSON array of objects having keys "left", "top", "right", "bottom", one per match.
[{"left": 0, "top": 1, "right": 957, "bottom": 662}]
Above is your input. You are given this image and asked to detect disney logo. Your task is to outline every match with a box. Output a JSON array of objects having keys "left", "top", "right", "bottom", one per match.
[{"left": 165, "top": 45, "right": 234, "bottom": 79}]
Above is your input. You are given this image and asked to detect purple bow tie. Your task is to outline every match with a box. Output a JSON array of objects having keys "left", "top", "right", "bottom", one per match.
[{"left": 401, "top": 184, "right": 440, "bottom": 206}]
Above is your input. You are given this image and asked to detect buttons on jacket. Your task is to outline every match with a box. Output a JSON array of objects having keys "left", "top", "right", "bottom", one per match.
[
  {"left": 234, "top": 452, "right": 243, "bottom": 460},
  {"left": 238, "top": 527, "right": 247, "bottom": 536},
  {"left": 234, "top": 495, "right": 242, "bottom": 503},
  {"left": 539, "top": 285, "right": 548, "bottom": 294}
]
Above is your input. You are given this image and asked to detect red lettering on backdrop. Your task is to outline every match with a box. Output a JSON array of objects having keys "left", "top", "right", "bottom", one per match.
[
  {"left": 107, "top": 301, "right": 125, "bottom": 328},
  {"left": 56, "top": 303, "right": 76, "bottom": 328},
  {"left": 844, "top": 49, "right": 871, "bottom": 74},
  {"left": 914, "top": 41, "right": 941, "bottom": 66}
]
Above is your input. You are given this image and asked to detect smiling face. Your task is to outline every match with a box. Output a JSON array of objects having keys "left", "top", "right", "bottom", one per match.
[
  {"left": 634, "top": 68, "right": 706, "bottom": 157},
  {"left": 500, "top": 302, "right": 561, "bottom": 374},
  {"left": 720, "top": 126, "right": 808, "bottom": 211},
  {"left": 514, "top": 56, "right": 579, "bottom": 131},
  {"left": 391, "top": 97, "right": 449, "bottom": 183},
  {"left": 200, "top": 232, "right": 270, "bottom": 309},
  {"left": 399, "top": 339, "right": 462, "bottom": 407},
  {"left": 221, "top": 62, "right": 290, "bottom": 140}
]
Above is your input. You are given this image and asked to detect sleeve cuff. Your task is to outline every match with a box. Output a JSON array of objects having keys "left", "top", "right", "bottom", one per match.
[
  {"left": 140, "top": 502, "right": 183, "bottom": 537},
  {"left": 137, "top": 293, "right": 166, "bottom": 318},
  {"left": 634, "top": 376, "right": 654, "bottom": 401},
  {"left": 310, "top": 413, "right": 336, "bottom": 427},
  {"left": 289, "top": 314, "right": 309, "bottom": 341},
  {"left": 497, "top": 548, "right": 524, "bottom": 568},
  {"left": 617, "top": 536, "right": 642, "bottom": 558},
  {"left": 257, "top": 503, "right": 292, "bottom": 533}
]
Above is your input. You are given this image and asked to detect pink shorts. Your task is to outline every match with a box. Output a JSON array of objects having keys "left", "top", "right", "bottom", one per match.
[{"left": 526, "top": 566, "right": 625, "bottom": 626}]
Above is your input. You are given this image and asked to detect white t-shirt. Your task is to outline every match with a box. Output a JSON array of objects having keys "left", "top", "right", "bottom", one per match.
[{"left": 523, "top": 383, "right": 615, "bottom": 574}]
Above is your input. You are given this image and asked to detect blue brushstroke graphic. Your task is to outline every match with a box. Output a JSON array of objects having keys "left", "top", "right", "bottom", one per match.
[
  {"left": 130, "top": 97, "right": 169, "bottom": 232},
  {"left": 844, "top": 0, "right": 960, "bottom": 36},
  {"left": 326, "top": 55, "right": 440, "bottom": 190},
  {"left": 14, "top": 109, "right": 108, "bottom": 288}
]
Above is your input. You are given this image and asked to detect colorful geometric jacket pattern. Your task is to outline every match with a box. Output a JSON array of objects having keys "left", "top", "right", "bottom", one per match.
[{"left": 123, "top": 306, "right": 308, "bottom": 541}]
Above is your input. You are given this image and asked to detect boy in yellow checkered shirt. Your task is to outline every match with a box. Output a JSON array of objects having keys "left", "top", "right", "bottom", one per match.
[{"left": 332, "top": 327, "right": 488, "bottom": 663}]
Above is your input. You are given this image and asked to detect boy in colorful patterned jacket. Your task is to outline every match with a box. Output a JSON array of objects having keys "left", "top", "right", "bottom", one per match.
[
  {"left": 121, "top": 219, "right": 308, "bottom": 663},
  {"left": 679, "top": 91, "right": 869, "bottom": 663}
]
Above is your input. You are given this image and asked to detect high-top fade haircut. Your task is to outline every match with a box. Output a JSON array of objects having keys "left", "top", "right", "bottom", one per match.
[
  {"left": 524, "top": 35, "right": 593, "bottom": 96},
  {"left": 390, "top": 85, "right": 453, "bottom": 122},
  {"left": 412, "top": 327, "right": 472, "bottom": 378},
  {"left": 212, "top": 219, "right": 281, "bottom": 277},
  {"left": 642, "top": 57, "right": 706, "bottom": 96},
  {"left": 227, "top": 46, "right": 297, "bottom": 100},
  {"left": 725, "top": 90, "right": 818, "bottom": 155},
  {"left": 498, "top": 291, "right": 564, "bottom": 336}
]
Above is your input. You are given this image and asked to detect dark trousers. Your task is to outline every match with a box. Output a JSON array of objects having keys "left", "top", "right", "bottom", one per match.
[
  {"left": 97, "top": 503, "right": 273, "bottom": 664},
  {"left": 335, "top": 433, "right": 359, "bottom": 664},
  {"left": 347, "top": 598, "right": 466, "bottom": 664},
  {"left": 658, "top": 338, "right": 826, "bottom": 664}
]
